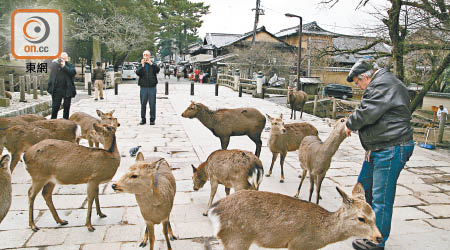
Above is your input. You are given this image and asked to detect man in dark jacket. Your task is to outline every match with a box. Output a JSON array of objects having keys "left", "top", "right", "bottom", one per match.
[
  {"left": 92, "top": 62, "right": 105, "bottom": 101},
  {"left": 47, "top": 52, "right": 77, "bottom": 119},
  {"left": 136, "top": 50, "right": 160, "bottom": 125},
  {"left": 345, "top": 59, "right": 414, "bottom": 250}
]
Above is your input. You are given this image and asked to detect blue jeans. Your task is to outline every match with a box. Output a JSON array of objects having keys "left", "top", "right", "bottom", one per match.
[
  {"left": 140, "top": 87, "right": 156, "bottom": 122},
  {"left": 357, "top": 140, "right": 414, "bottom": 247}
]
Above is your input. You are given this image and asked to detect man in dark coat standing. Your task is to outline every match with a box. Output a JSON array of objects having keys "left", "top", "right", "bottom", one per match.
[
  {"left": 47, "top": 52, "right": 77, "bottom": 119},
  {"left": 136, "top": 50, "right": 160, "bottom": 125}
]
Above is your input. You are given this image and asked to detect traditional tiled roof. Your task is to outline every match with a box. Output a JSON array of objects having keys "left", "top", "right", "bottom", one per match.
[
  {"left": 204, "top": 33, "right": 242, "bottom": 48},
  {"left": 275, "top": 21, "right": 338, "bottom": 38}
]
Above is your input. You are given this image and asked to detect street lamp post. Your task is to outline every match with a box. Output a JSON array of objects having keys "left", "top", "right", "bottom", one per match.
[{"left": 285, "top": 13, "right": 303, "bottom": 91}]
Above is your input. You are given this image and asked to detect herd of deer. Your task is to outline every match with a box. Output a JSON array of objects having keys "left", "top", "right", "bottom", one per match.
[{"left": 0, "top": 88, "right": 382, "bottom": 250}]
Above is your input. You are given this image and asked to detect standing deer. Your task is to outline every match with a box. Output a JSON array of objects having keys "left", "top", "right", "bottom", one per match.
[
  {"left": 208, "top": 183, "right": 382, "bottom": 250},
  {"left": 24, "top": 123, "right": 120, "bottom": 232},
  {"left": 112, "top": 153, "right": 177, "bottom": 250},
  {"left": 182, "top": 101, "right": 266, "bottom": 157},
  {"left": 266, "top": 114, "right": 318, "bottom": 183},
  {"left": 192, "top": 149, "right": 264, "bottom": 216},
  {"left": 0, "top": 114, "right": 46, "bottom": 154},
  {"left": 69, "top": 110, "right": 120, "bottom": 148},
  {"left": 287, "top": 87, "right": 308, "bottom": 119},
  {"left": 295, "top": 118, "right": 348, "bottom": 203},
  {"left": 0, "top": 155, "right": 11, "bottom": 224},
  {"left": 0, "top": 119, "right": 80, "bottom": 172}
]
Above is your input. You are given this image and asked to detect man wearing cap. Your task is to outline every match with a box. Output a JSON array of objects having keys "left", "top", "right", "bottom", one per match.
[{"left": 345, "top": 59, "right": 415, "bottom": 250}]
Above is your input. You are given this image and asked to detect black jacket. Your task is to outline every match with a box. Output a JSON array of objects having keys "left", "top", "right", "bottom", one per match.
[
  {"left": 92, "top": 67, "right": 105, "bottom": 81},
  {"left": 47, "top": 61, "right": 77, "bottom": 98},
  {"left": 136, "top": 63, "right": 160, "bottom": 87},
  {"left": 346, "top": 68, "right": 413, "bottom": 151}
]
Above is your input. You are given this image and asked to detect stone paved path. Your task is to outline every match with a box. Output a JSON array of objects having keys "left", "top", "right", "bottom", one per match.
[{"left": 1, "top": 76, "right": 449, "bottom": 250}]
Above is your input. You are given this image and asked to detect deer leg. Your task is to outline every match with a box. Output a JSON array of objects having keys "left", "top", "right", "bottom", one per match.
[
  {"left": 0, "top": 145, "right": 3, "bottom": 155},
  {"left": 290, "top": 107, "right": 293, "bottom": 119},
  {"left": 266, "top": 152, "right": 278, "bottom": 177},
  {"left": 147, "top": 223, "right": 155, "bottom": 250},
  {"left": 28, "top": 180, "right": 47, "bottom": 231},
  {"left": 315, "top": 175, "right": 325, "bottom": 204},
  {"left": 163, "top": 221, "right": 173, "bottom": 250},
  {"left": 279, "top": 152, "right": 287, "bottom": 183},
  {"left": 220, "top": 136, "right": 230, "bottom": 150},
  {"left": 308, "top": 173, "right": 315, "bottom": 202},
  {"left": 10, "top": 152, "right": 21, "bottom": 173},
  {"left": 42, "top": 182, "right": 68, "bottom": 225},
  {"left": 295, "top": 169, "right": 307, "bottom": 198},
  {"left": 88, "top": 139, "right": 94, "bottom": 148},
  {"left": 167, "top": 220, "right": 177, "bottom": 240},
  {"left": 225, "top": 187, "right": 230, "bottom": 196},
  {"left": 204, "top": 180, "right": 219, "bottom": 216},
  {"left": 139, "top": 227, "right": 149, "bottom": 247},
  {"left": 86, "top": 182, "right": 98, "bottom": 231},
  {"left": 94, "top": 186, "right": 107, "bottom": 218},
  {"left": 94, "top": 141, "right": 100, "bottom": 148},
  {"left": 300, "top": 104, "right": 305, "bottom": 119},
  {"left": 249, "top": 133, "right": 263, "bottom": 157}
]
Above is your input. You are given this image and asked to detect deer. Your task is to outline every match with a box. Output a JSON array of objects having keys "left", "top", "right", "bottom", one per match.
[
  {"left": 295, "top": 118, "right": 348, "bottom": 204},
  {"left": 0, "top": 114, "right": 46, "bottom": 154},
  {"left": 0, "top": 155, "right": 11, "bottom": 224},
  {"left": 0, "top": 119, "right": 80, "bottom": 172},
  {"left": 182, "top": 101, "right": 266, "bottom": 157},
  {"left": 266, "top": 113, "right": 318, "bottom": 183},
  {"left": 192, "top": 149, "right": 264, "bottom": 216},
  {"left": 69, "top": 110, "right": 120, "bottom": 148},
  {"left": 287, "top": 86, "right": 308, "bottom": 119},
  {"left": 208, "top": 183, "right": 382, "bottom": 250},
  {"left": 23, "top": 123, "right": 120, "bottom": 232},
  {"left": 112, "top": 152, "right": 177, "bottom": 250}
]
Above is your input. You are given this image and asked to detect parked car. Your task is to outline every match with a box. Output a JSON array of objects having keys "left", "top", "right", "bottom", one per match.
[
  {"left": 122, "top": 64, "right": 137, "bottom": 80},
  {"left": 324, "top": 84, "right": 353, "bottom": 99}
]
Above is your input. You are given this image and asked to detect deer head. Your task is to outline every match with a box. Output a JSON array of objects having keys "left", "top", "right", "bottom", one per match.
[
  {"left": 112, "top": 153, "right": 163, "bottom": 195},
  {"left": 191, "top": 163, "right": 208, "bottom": 191},
  {"left": 182, "top": 101, "right": 202, "bottom": 118},
  {"left": 97, "top": 109, "right": 120, "bottom": 127},
  {"left": 336, "top": 183, "right": 382, "bottom": 244},
  {"left": 266, "top": 114, "right": 286, "bottom": 135}
]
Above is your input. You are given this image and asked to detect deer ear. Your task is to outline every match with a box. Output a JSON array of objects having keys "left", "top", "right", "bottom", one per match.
[
  {"left": 109, "top": 110, "right": 115, "bottom": 115},
  {"left": 336, "top": 186, "right": 353, "bottom": 207},
  {"left": 266, "top": 114, "right": 272, "bottom": 120},
  {"left": 191, "top": 164, "right": 197, "bottom": 173},
  {"left": 0, "top": 155, "right": 10, "bottom": 168},
  {"left": 279, "top": 113, "right": 283, "bottom": 119},
  {"left": 96, "top": 110, "right": 104, "bottom": 117},
  {"left": 136, "top": 152, "right": 144, "bottom": 162},
  {"left": 352, "top": 183, "right": 366, "bottom": 201}
]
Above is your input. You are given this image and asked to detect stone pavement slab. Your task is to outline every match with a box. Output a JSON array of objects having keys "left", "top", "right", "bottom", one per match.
[{"left": 1, "top": 76, "right": 449, "bottom": 250}]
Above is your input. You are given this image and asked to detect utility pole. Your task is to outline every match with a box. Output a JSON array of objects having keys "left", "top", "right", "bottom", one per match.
[{"left": 251, "top": 0, "right": 264, "bottom": 45}]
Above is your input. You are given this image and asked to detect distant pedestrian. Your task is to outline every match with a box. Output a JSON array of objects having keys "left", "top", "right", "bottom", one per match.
[
  {"left": 136, "top": 50, "right": 160, "bottom": 125},
  {"left": 92, "top": 62, "right": 105, "bottom": 101},
  {"left": 47, "top": 52, "right": 77, "bottom": 119},
  {"left": 345, "top": 59, "right": 414, "bottom": 250},
  {"left": 437, "top": 105, "right": 448, "bottom": 121}
]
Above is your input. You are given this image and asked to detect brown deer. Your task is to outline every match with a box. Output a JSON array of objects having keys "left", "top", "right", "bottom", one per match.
[
  {"left": 295, "top": 118, "right": 348, "bottom": 203},
  {"left": 0, "top": 114, "right": 46, "bottom": 154},
  {"left": 208, "top": 183, "right": 382, "bottom": 250},
  {"left": 112, "top": 153, "right": 177, "bottom": 250},
  {"left": 266, "top": 113, "right": 318, "bottom": 183},
  {"left": 181, "top": 101, "right": 266, "bottom": 157},
  {"left": 287, "top": 86, "right": 308, "bottom": 119},
  {"left": 23, "top": 123, "right": 120, "bottom": 232},
  {"left": 0, "top": 119, "right": 80, "bottom": 172},
  {"left": 69, "top": 110, "right": 120, "bottom": 148},
  {"left": 192, "top": 149, "right": 264, "bottom": 216},
  {"left": 0, "top": 155, "right": 11, "bottom": 224}
]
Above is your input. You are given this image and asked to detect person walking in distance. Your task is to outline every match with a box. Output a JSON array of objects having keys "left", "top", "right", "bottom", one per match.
[
  {"left": 92, "top": 62, "right": 105, "bottom": 101},
  {"left": 345, "top": 59, "right": 414, "bottom": 250},
  {"left": 136, "top": 50, "right": 160, "bottom": 125},
  {"left": 47, "top": 52, "right": 77, "bottom": 119}
]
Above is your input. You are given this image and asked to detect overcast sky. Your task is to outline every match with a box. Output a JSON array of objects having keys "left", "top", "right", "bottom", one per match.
[{"left": 192, "top": 0, "right": 389, "bottom": 38}]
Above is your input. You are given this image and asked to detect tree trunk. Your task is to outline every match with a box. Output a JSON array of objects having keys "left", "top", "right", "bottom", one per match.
[
  {"left": 410, "top": 52, "right": 450, "bottom": 112},
  {"left": 386, "top": 0, "right": 405, "bottom": 81}
]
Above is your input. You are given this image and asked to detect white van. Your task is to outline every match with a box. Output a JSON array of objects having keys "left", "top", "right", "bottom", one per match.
[{"left": 122, "top": 64, "right": 137, "bottom": 80}]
